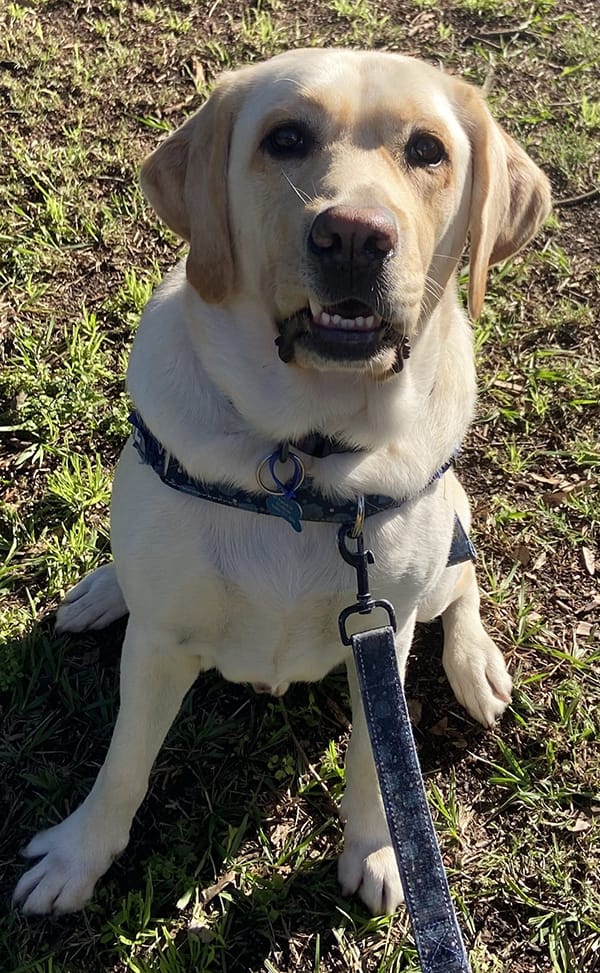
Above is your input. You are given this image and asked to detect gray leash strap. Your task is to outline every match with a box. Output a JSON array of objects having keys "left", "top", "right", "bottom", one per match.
[
  {"left": 351, "top": 625, "right": 471, "bottom": 973},
  {"left": 337, "top": 521, "right": 471, "bottom": 973}
]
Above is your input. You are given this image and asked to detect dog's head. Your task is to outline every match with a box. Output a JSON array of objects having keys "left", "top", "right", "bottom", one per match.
[{"left": 141, "top": 49, "right": 550, "bottom": 377}]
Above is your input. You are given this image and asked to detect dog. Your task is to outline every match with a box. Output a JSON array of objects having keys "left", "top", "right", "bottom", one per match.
[{"left": 13, "top": 48, "right": 551, "bottom": 917}]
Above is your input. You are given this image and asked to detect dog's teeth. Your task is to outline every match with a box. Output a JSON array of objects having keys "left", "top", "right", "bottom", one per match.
[
  {"left": 313, "top": 309, "right": 381, "bottom": 331},
  {"left": 309, "top": 298, "right": 323, "bottom": 318}
]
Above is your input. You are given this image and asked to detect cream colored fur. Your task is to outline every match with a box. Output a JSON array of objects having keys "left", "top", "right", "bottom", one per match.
[{"left": 14, "top": 48, "right": 550, "bottom": 917}]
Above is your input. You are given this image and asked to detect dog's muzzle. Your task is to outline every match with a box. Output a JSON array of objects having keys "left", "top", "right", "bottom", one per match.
[{"left": 275, "top": 205, "right": 410, "bottom": 370}]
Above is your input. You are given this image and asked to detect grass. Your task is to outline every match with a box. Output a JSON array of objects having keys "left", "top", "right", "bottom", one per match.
[{"left": 1, "top": 0, "right": 599, "bottom": 971}]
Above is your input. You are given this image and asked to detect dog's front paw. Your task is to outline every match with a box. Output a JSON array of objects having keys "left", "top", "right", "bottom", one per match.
[
  {"left": 338, "top": 838, "right": 404, "bottom": 915},
  {"left": 443, "top": 630, "right": 512, "bottom": 727},
  {"left": 13, "top": 811, "right": 127, "bottom": 915},
  {"left": 55, "top": 562, "right": 127, "bottom": 633}
]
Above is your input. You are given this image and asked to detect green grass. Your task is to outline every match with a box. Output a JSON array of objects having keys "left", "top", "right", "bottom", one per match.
[{"left": 1, "top": 1, "right": 599, "bottom": 971}]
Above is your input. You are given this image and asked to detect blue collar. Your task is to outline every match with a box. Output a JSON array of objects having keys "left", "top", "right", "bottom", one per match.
[{"left": 129, "top": 411, "right": 474, "bottom": 564}]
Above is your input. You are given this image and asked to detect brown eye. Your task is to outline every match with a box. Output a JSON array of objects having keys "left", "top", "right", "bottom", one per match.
[
  {"left": 264, "top": 123, "right": 311, "bottom": 158},
  {"left": 406, "top": 134, "right": 446, "bottom": 168}
]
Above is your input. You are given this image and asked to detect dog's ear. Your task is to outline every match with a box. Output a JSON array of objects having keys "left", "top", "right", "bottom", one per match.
[
  {"left": 458, "top": 87, "right": 552, "bottom": 318},
  {"left": 140, "top": 80, "right": 238, "bottom": 303}
]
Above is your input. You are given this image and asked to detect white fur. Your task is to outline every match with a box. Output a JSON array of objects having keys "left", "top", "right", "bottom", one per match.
[{"left": 12, "top": 47, "right": 551, "bottom": 917}]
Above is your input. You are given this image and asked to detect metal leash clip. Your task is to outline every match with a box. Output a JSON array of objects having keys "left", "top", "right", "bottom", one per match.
[{"left": 337, "top": 511, "right": 397, "bottom": 646}]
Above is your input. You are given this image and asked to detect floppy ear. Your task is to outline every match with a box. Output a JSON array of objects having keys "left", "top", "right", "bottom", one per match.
[
  {"left": 140, "top": 81, "right": 238, "bottom": 303},
  {"left": 460, "top": 89, "right": 552, "bottom": 318}
]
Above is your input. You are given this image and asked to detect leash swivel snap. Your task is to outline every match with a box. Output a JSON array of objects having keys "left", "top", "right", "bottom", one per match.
[{"left": 337, "top": 523, "right": 397, "bottom": 646}]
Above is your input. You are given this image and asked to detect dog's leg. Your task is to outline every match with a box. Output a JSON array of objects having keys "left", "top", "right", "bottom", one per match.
[
  {"left": 441, "top": 561, "right": 512, "bottom": 726},
  {"left": 55, "top": 562, "right": 127, "bottom": 633},
  {"left": 337, "top": 614, "right": 416, "bottom": 915},
  {"left": 13, "top": 624, "right": 201, "bottom": 914}
]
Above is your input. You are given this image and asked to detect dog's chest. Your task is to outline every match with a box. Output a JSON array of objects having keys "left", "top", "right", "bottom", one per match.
[
  {"left": 151, "top": 513, "right": 374, "bottom": 686},
  {"left": 112, "top": 449, "right": 450, "bottom": 689}
]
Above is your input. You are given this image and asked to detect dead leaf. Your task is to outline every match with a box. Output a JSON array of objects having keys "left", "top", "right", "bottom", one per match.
[
  {"left": 492, "top": 378, "right": 525, "bottom": 392},
  {"left": 582, "top": 546, "right": 596, "bottom": 577},
  {"left": 515, "top": 543, "right": 531, "bottom": 566},
  {"left": 542, "top": 480, "right": 592, "bottom": 507},
  {"left": 567, "top": 814, "right": 591, "bottom": 833},
  {"left": 575, "top": 594, "right": 600, "bottom": 616},
  {"left": 188, "top": 920, "right": 215, "bottom": 942},
  {"left": 192, "top": 57, "right": 206, "bottom": 88},
  {"left": 199, "top": 870, "right": 236, "bottom": 906},
  {"left": 430, "top": 718, "right": 449, "bottom": 737},
  {"left": 542, "top": 488, "right": 572, "bottom": 507},
  {"left": 530, "top": 472, "right": 562, "bottom": 486},
  {"left": 270, "top": 821, "right": 293, "bottom": 849},
  {"left": 407, "top": 697, "right": 422, "bottom": 726},
  {"left": 428, "top": 719, "right": 467, "bottom": 747},
  {"left": 554, "top": 587, "right": 572, "bottom": 600}
]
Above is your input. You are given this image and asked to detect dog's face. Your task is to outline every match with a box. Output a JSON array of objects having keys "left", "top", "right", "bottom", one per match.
[
  {"left": 141, "top": 49, "right": 550, "bottom": 377},
  {"left": 227, "top": 53, "right": 473, "bottom": 376}
]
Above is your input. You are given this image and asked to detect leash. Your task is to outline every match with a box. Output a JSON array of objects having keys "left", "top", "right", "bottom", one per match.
[{"left": 338, "top": 524, "right": 472, "bottom": 973}]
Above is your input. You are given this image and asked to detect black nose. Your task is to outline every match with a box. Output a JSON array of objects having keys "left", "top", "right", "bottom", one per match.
[{"left": 309, "top": 205, "right": 397, "bottom": 268}]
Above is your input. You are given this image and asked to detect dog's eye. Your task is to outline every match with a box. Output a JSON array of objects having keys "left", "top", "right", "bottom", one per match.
[
  {"left": 406, "top": 134, "right": 446, "bottom": 168},
  {"left": 264, "top": 124, "right": 310, "bottom": 158}
]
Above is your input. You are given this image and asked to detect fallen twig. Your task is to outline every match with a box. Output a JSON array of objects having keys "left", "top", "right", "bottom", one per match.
[{"left": 554, "top": 188, "right": 600, "bottom": 208}]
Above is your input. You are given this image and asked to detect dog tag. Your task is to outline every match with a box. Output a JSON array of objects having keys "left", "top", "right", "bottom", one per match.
[{"left": 266, "top": 495, "right": 303, "bottom": 532}]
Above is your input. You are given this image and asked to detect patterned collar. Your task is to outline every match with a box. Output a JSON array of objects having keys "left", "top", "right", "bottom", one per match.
[{"left": 128, "top": 411, "right": 474, "bottom": 564}]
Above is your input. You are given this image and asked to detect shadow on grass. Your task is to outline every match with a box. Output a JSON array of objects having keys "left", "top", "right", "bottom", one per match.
[{"left": 1, "top": 614, "right": 482, "bottom": 972}]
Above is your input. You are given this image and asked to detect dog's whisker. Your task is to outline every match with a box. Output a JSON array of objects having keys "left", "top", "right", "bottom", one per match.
[
  {"left": 424, "top": 275, "right": 444, "bottom": 300},
  {"left": 281, "top": 170, "right": 313, "bottom": 204},
  {"left": 430, "top": 252, "right": 460, "bottom": 262},
  {"left": 274, "top": 76, "right": 312, "bottom": 96}
]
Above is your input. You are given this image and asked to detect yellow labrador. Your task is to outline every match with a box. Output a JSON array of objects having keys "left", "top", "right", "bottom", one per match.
[{"left": 14, "top": 48, "right": 550, "bottom": 916}]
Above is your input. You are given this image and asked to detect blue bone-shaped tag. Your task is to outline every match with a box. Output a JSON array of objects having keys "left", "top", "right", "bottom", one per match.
[{"left": 266, "top": 495, "right": 303, "bottom": 532}]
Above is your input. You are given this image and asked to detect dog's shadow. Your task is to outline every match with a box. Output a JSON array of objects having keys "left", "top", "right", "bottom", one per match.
[{"left": 4, "top": 615, "right": 484, "bottom": 972}]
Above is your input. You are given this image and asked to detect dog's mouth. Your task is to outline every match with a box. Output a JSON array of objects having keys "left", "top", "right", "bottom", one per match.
[
  {"left": 276, "top": 298, "right": 407, "bottom": 369},
  {"left": 309, "top": 298, "right": 384, "bottom": 336}
]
